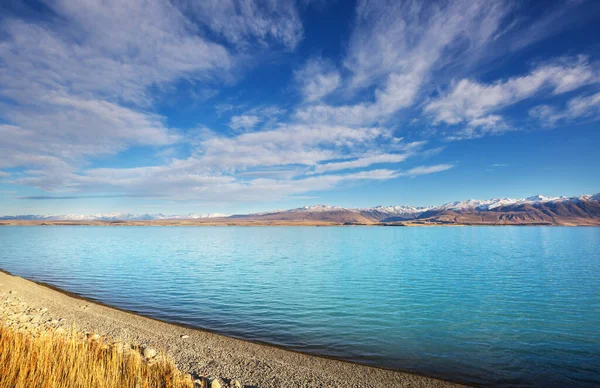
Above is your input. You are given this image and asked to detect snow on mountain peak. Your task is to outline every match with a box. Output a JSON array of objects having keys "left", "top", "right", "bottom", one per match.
[
  {"left": 524, "top": 195, "right": 559, "bottom": 202},
  {"left": 438, "top": 198, "right": 518, "bottom": 211},
  {"left": 364, "top": 205, "right": 435, "bottom": 214},
  {"left": 293, "top": 204, "right": 350, "bottom": 212}
]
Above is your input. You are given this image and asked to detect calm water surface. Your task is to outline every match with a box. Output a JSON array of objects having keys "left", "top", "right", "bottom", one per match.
[{"left": 1, "top": 226, "right": 599, "bottom": 386}]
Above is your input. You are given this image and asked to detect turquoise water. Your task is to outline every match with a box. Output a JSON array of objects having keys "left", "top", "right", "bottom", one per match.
[{"left": 0, "top": 226, "right": 599, "bottom": 386}]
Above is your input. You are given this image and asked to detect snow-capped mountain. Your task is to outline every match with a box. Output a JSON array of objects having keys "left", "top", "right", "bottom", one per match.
[
  {"left": 253, "top": 193, "right": 600, "bottom": 225},
  {"left": 362, "top": 205, "right": 435, "bottom": 214},
  {"left": 436, "top": 198, "right": 517, "bottom": 211},
  {"left": 2, "top": 193, "right": 599, "bottom": 225},
  {"left": 288, "top": 194, "right": 600, "bottom": 215},
  {"left": 426, "top": 194, "right": 600, "bottom": 212},
  {"left": 357, "top": 205, "right": 436, "bottom": 221},
  {"left": 291, "top": 204, "right": 356, "bottom": 212}
]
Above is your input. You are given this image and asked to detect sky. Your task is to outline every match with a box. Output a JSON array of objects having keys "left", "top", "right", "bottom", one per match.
[{"left": 0, "top": 0, "right": 599, "bottom": 216}]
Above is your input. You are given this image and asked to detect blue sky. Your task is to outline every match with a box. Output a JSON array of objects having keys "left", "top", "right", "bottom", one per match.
[{"left": 0, "top": 0, "right": 599, "bottom": 216}]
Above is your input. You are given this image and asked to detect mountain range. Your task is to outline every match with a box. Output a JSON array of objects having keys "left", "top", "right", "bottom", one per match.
[
  {"left": 2, "top": 193, "right": 600, "bottom": 226},
  {"left": 0, "top": 212, "right": 227, "bottom": 221}
]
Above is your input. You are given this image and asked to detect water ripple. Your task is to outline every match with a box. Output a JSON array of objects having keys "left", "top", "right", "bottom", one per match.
[{"left": 0, "top": 226, "right": 599, "bottom": 387}]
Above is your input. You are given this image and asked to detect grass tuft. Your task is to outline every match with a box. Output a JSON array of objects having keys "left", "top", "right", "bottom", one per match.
[{"left": 0, "top": 324, "right": 196, "bottom": 388}]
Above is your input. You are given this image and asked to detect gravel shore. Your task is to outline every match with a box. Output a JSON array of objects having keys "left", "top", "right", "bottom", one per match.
[{"left": 0, "top": 271, "right": 465, "bottom": 388}]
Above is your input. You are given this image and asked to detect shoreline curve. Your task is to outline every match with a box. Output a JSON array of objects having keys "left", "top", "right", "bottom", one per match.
[{"left": 0, "top": 268, "right": 468, "bottom": 387}]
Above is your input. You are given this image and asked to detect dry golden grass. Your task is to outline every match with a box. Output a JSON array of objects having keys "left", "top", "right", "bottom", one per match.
[{"left": 0, "top": 325, "right": 197, "bottom": 388}]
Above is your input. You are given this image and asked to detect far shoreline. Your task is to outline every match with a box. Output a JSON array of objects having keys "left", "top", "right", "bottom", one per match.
[{"left": 1, "top": 219, "right": 597, "bottom": 227}]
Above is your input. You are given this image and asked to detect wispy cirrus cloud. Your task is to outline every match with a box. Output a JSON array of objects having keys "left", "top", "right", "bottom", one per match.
[
  {"left": 229, "top": 115, "right": 262, "bottom": 131},
  {"left": 295, "top": 0, "right": 510, "bottom": 126},
  {"left": 9, "top": 121, "right": 449, "bottom": 201},
  {"left": 530, "top": 92, "right": 600, "bottom": 126},
  {"left": 176, "top": 0, "right": 305, "bottom": 49},
  {"left": 0, "top": 0, "right": 319, "bottom": 202},
  {"left": 294, "top": 57, "right": 341, "bottom": 102},
  {"left": 312, "top": 153, "right": 411, "bottom": 175},
  {"left": 425, "top": 56, "right": 599, "bottom": 139},
  {"left": 0, "top": 0, "right": 235, "bottom": 178},
  {"left": 36, "top": 166, "right": 439, "bottom": 203},
  {"left": 398, "top": 164, "right": 454, "bottom": 177}
]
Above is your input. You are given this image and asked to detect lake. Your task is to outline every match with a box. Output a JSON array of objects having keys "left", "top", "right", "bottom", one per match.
[{"left": 0, "top": 226, "right": 598, "bottom": 386}]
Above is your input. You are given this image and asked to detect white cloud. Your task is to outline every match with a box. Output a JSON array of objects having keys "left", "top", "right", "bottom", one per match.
[
  {"left": 530, "top": 92, "right": 600, "bottom": 126},
  {"left": 295, "top": 69, "right": 427, "bottom": 125},
  {"left": 425, "top": 57, "right": 599, "bottom": 130},
  {"left": 182, "top": 168, "right": 402, "bottom": 202},
  {"left": 398, "top": 164, "right": 454, "bottom": 177},
  {"left": 13, "top": 165, "right": 404, "bottom": 203},
  {"left": 444, "top": 115, "right": 513, "bottom": 141},
  {"left": 0, "top": 0, "right": 237, "bottom": 180},
  {"left": 294, "top": 58, "right": 341, "bottom": 102},
  {"left": 568, "top": 92, "right": 600, "bottom": 118},
  {"left": 9, "top": 121, "right": 440, "bottom": 201},
  {"left": 1, "top": 3, "right": 233, "bottom": 106},
  {"left": 236, "top": 169, "right": 302, "bottom": 179},
  {"left": 295, "top": 0, "right": 510, "bottom": 126},
  {"left": 177, "top": 0, "right": 304, "bottom": 49},
  {"left": 0, "top": 0, "right": 311, "bottom": 192},
  {"left": 344, "top": 0, "right": 506, "bottom": 89},
  {"left": 197, "top": 124, "right": 387, "bottom": 171},
  {"left": 7, "top": 123, "right": 388, "bottom": 190},
  {"left": 229, "top": 115, "right": 262, "bottom": 131},
  {"left": 0, "top": 96, "right": 179, "bottom": 173},
  {"left": 312, "top": 153, "right": 411, "bottom": 174},
  {"left": 224, "top": 105, "right": 287, "bottom": 132}
]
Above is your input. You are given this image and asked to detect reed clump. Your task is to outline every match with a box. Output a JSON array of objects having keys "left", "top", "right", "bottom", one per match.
[{"left": 0, "top": 324, "right": 195, "bottom": 388}]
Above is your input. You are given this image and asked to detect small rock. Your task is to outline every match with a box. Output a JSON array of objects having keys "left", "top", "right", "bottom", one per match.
[
  {"left": 18, "top": 314, "right": 31, "bottom": 323},
  {"left": 180, "top": 334, "right": 189, "bottom": 339},
  {"left": 9, "top": 291, "right": 17, "bottom": 294},
  {"left": 211, "top": 377, "right": 225, "bottom": 388},
  {"left": 143, "top": 347, "right": 157, "bottom": 359}
]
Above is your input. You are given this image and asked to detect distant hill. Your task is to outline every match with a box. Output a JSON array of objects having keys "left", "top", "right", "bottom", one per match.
[
  {"left": 2, "top": 194, "right": 599, "bottom": 226},
  {"left": 0, "top": 212, "right": 228, "bottom": 222}
]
